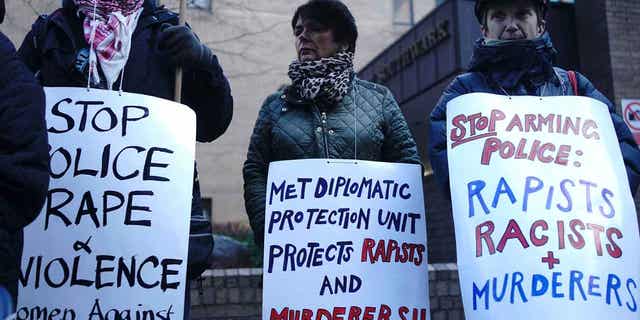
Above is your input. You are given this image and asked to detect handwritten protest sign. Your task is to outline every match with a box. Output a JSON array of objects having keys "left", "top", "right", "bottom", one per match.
[
  {"left": 18, "top": 87, "right": 196, "bottom": 319},
  {"left": 263, "top": 159, "right": 429, "bottom": 320},
  {"left": 447, "top": 93, "right": 640, "bottom": 319}
]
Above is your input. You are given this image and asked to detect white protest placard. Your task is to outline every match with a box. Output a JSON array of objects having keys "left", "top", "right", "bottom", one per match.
[
  {"left": 622, "top": 99, "right": 640, "bottom": 145},
  {"left": 18, "top": 87, "right": 196, "bottom": 319},
  {"left": 263, "top": 159, "right": 429, "bottom": 320},
  {"left": 447, "top": 93, "right": 640, "bottom": 319}
]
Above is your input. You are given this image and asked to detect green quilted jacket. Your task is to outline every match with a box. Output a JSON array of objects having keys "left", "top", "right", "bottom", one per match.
[{"left": 243, "top": 78, "right": 421, "bottom": 246}]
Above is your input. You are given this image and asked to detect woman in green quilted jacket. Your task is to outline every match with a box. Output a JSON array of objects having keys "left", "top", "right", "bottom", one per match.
[{"left": 243, "top": 0, "right": 421, "bottom": 247}]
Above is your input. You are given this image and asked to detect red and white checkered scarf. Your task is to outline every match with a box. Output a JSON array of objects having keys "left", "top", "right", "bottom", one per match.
[{"left": 75, "top": 0, "right": 144, "bottom": 89}]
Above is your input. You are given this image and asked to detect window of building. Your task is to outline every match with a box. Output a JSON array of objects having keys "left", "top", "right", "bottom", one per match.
[
  {"left": 188, "top": 0, "right": 213, "bottom": 12},
  {"left": 393, "top": 0, "right": 415, "bottom": 27},
  {"left": 201, "top": 197, "right": 212, "bottom": 221}
]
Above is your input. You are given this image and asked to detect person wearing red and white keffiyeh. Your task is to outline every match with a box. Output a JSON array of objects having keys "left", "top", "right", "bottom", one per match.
[
  {"left": 17, "top": 0, "right": 234, "bottom": 318},
  {"left": 74, "top": 0, "right": 144, "bottom": 90}
]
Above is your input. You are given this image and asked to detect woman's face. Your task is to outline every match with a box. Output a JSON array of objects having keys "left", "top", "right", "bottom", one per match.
[{"left": 294, "top": 17, "right": 341, "bottom": 62}]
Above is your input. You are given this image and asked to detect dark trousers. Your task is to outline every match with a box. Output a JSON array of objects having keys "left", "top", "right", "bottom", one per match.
[{"left": 184, "top": 281, "right": 191, "bottom": 319}]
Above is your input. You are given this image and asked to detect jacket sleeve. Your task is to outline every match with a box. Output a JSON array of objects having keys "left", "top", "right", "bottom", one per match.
[
  {"left": 577, "top": 72, "right": 640, "bottom": 194},
  {"left": 428, "top": 76, "right": 468, "bottom": 196},
  {"left": 0, "top": 33, "right": 49, "bottom": 231},
  {"left": 181, "top": 53, "right": 233, "bottom": 143},
  {"left": 242, "top": 94, "right": 278, "bottom": 248},
  {"left": 381, "top": 88, "right": 421, "bottom": 165}
]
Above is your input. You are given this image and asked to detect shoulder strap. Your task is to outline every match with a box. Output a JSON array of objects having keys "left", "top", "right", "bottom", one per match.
[
  {"left": 155, "top": 6, "right": 179, "bottom": 24},
  {"left": 30, "top": 8, "right": 69, "bottom": 53},
  {"left": 31, "top": 14, "right": 51, "bottom": 54},
  {"left": 567, "top": 70, "right": 579, "bottom": 96},
  {"left": 138, "top": 5, "right": 179, "bottom": 29}
]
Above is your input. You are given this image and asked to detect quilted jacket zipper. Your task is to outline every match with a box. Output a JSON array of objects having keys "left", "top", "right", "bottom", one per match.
[{"left": 321, "top": 111, "right": 330, "bottom": 158}]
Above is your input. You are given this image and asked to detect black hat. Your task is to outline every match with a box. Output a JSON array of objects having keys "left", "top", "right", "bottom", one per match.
[{"left": 474, "top": 0, "right": 549, "bottom": 24}]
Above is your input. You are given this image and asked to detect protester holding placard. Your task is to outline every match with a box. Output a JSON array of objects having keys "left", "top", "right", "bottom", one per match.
[
  {"left": 17, "top": 0, "right": 232, "bottom": 317},
  {"left": 243, "top": 0, "right": 421, "bottom": 247},
  {"left": 0, "top": 0, "right": 49, "bottom": 315},
  {"left": 18, "top": 0, "right": 232, "bottom": 277},
  {"left": 429, "top": 1, "right": 640, "bottom": 318},
  {"left": 428, "top": 0, "right": 640, "bottom": 195}
]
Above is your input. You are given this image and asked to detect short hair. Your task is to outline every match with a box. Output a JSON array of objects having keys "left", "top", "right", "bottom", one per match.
[
  {"left": 478, "top": 0, "right": 545, "bottom": 27},
  {"left": 291, "top": 0, "right": 358, "bottom": 53}
]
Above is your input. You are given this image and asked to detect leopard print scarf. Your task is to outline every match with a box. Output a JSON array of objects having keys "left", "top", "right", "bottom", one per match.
[{"left": 288, "top": 51, "right": 355, "bottom": 105}]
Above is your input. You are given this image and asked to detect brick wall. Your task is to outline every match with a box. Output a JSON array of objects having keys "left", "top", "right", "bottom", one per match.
[
  {"left": 606, "top": 0, "right": 640, "bottom": 109},
  {"left": 574, "top": 0, "right": 615, "bottom": 102},
  {"left": 427, "top": 265, "right": 464, "bottom": 320},
  {"left": 606, "top": 0, "right": 640, "bottom": 227},
  {"left": 190, "top": 265, "right": 464, "bottom": 320},
  {"left": 575, "top": 0, "right": 640, "bottom": 111},
  {"left": 190, "top": 269, "right": 263, "bottom": 320}
]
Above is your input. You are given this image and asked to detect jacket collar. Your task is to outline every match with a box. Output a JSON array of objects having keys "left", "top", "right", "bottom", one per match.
[{"left": 468, "top": 32, "right": 558, "bottom": 89}]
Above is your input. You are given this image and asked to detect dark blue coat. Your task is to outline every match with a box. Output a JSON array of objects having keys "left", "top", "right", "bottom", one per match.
[
  {"left": 17, "top": 0, "right": 233, "bottom": 279},
  {"left": 0, "top": 32, "right": 49, "bottom": 300},
  {"left": 429, "top": 33, "right": 640, "bottom": 195}
]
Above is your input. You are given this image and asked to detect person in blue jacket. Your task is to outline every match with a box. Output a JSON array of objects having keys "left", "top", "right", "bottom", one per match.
[
  {"left": 0, "top": 0, "right": 50, "bottom": 315},
  {"left": 429, "top": 0, "right": 640, "bottom": 195}
]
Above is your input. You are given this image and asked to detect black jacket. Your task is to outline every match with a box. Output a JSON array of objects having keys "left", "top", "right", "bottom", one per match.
[
  {"left": 243, "top": 78, "right": 421, "bottom": 246},
  {"left": 0, "top": 32, "right": 49, "bottom": 300},
  {"left": 18, "top": 0, "right": 233, "bottom": 279}
]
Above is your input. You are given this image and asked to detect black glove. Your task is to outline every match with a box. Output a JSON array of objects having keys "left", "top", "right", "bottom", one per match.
[{"left": 158, "top": 23, "right": 217, "bottom": 71}]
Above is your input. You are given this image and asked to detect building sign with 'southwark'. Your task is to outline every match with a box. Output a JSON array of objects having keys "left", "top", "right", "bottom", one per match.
[{"left": 372, "top": 20, "right": 450, "bottom": 84}]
